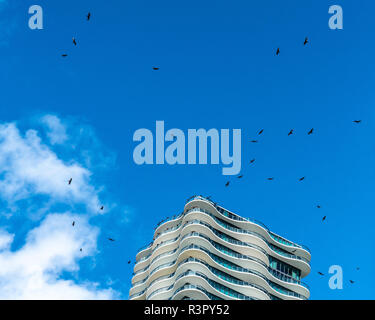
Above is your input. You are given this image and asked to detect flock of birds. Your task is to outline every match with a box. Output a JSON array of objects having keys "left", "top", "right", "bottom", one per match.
[
  {"left": 61, "top": 11, "right": 160, "bottom": 72},
  {"left": 60, "top": 16, "right": 361, "bottom": 288},
  {"left": 68, "top": 175, "right": 131, "bottom": 264},
  {"left": 61, "top": 12, "right": 160, "bottom": 266},
  {"left": 224, "top": 121, "right": 363, "bottom": 222},
  {"left": 225, "top": 125, "right": 363, "bottom": 282},
  {"left": 221, "top": 37, "right": 363, "bottom": 285}
]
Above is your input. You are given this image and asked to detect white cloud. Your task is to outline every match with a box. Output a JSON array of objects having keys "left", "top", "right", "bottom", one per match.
[
  {"left": 0, "top": 214, "right": 115, "bottom": 299},
  {"left": 40, "top": 114, "right": 68, "bottom": 145},
  {"left": 0, "top": 122, "right": 101, "bottom": 213},
  {"left": 0, "top": 230, "right": 13, "bottom": 251},
  {"left": 0, "top": 116, "right": 119, "bottom": 299}
]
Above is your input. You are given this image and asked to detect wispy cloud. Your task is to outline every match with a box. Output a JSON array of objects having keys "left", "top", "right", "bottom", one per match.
[
  {"left": 0, "top": 214, "right": 116, "bottom": 299},
  {"left": 0, "top": 122, "right": 101, "bottom": 213},
  {"left": 0, "top": 229, "right": 13, "bottom": 251},
  {"left": 0, "top": 115, "right": 120, "bottom": 299},
  {"left": 40, "top": 115, "right": 68, "bottom": 145}
]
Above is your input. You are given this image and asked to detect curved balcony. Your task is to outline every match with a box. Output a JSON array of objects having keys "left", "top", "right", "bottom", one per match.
[
  {"left": 132, "top": 230, "right": 309, "bottom": 293},
  {"left": 131, "top": 196, "right": 311, "bottom": 300},
  {"left": 135, "top": 208, "right": 310, "bottom": 275},
  {"left": 185, "top": 206, "right": 310, "bottom": 265},
  {"left": 131, "top": 240, "right": 308, "bottom": 300},
  {"left": 186, "top": 196, "right": 311, "bottom": 254},
  {"left": 133, "top": 218, "right": 310, "bottom": 291}
]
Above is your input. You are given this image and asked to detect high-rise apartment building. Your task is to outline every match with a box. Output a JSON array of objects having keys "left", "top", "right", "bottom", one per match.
[{"left": 129, "top": 196, "right": 311, "bottom": 300}]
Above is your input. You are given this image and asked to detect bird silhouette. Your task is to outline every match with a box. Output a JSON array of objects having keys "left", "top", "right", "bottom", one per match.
[
  {"left": 349, "top": 280, "right": 355, "bottom": 284},
  {"left": 128, "top": 260, "right": 131, "bottom": 264},
  {"left": 108, "top": 238, "right": 115, "bottom": 242},
  {"left": 258, "top": 129, "right": 264, "bottom": 135},
  {"left": 100, "top": 206, "right": 104, "bottom": 211},
  {"left": 250, "top": 140, "right": 258, "bottom": 143},
  {"left": 87, "top": 12, "right": 91, "bottom": 21},
  {"left": 276, "top": 48, "right": 280, "bottom": 55},
  {"left": 62, "top": 54, "right": 68, "bottom": 58},
  {"left": 72, "top": 221, "right": 75, "bottom": 227},
  {"left": 288, "top": 129, "right": 294, "bottom": 136},
  {"left": 304, "top": 37, "right": 309, "bottom": 45},
  {"left": 317, "top": 205, "right": 321, "bottom": 209},
  {"left": 225, "top": 181, "right": 230, "bottom": 187},
  {"left": 72, "top": 37, "right": 77, "bottom": 46},
  {"left": 250, "top": 159, "right": 255, "bottom": 164},
  {"left": 322, "top": 216, "right": 327, "bottom": 222},
  {"left": 308, "top": 128, "right": 314, "bottom": 135},
  {"left": 80, "top": 248, "right": 82, "bottom": 252},
  {"left": 153, "top": 67, "right": 160, "bottom": 71},
  {"left": 353, "top": 120, "right": 362, "bottom": 124},
  {"left": 267, "top": 177, "right": 274, "bottom": 181},
  {"left": 238, "top": 175, "right": 244, "bottom": 179},
  {"left": 318, "top": 272, "right": 324, "bottom": 276},
  {"left": 68, "top": 178, "right": 72, "bottom": 185},
  {"left": 299, "top": 177, "right": 305, "bottom": 182}
]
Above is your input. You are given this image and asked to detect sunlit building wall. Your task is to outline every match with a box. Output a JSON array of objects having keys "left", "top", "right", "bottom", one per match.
[{"left": 129, "top": 196, "right": 311, "bottom": 300}]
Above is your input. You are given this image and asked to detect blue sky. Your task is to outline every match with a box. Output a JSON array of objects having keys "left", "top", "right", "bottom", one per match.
[{"left": 0, "top": 0, "right": 374, "bottom": 299}]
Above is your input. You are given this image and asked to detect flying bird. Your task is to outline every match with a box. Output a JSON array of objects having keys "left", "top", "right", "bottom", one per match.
[
  {"left": 87, "top": 12, "right": 91, "bottom": 21},
  {"left": 68, "top": 178, "right": 72, "bottom": 185},
  {"left": 353, "top": 120, "right": 362, "bottom": 124},
  {"left": 225, "top": 181, "right": 230, "bottom": 187},
  {"left": 267, "top": 177, "right": 274, "bottom": 181},
  {"left": 299, "top": 177, "right": 305, "bottom": 182},
  {"left": 72, "top": 37, "right": 77, "bottom": 46},
  {"left": 322, "top": 216, "right": 327, "bottom": 222},
  {"left": 100, "top": 206, "right": 104, "bottom": 211},
  {"left": 317, "top": 205, "right": 321, "bottom": 209},
  {"left": 250, "top": 140, "right": 258, "bottom": 143},
  {"left": 62, "top": 54, "right": 68, "bottom": 57},
  {"left": 258, "top": 129, "right": 264, "bottom": 135},
  {"left": 308, "top": 128, "right": 314, "bottom": 135},
  {"left": 349, "top": 280, "right": 355, "bottom": 284},
  {"left": 318, "top": 272, "right": 324, "bottom": 276},
  {"left": 276, "top": 48, "right": 280, "bottom": 55},
  {"left": 128, "top": 260, "right": 131, "bottom": 264},
  {"left": 288, "top": 129, "right": 294, "bottom": 136},
  {"left": 238, "top": 175, "right": 244, "bottom": 179},
  {"left": 250, "top": 159, "right": 255, "bottom": 164},
  {"left": 152, "top": 67, "right": 160, "bottom": 71},
  {"left": 304, "top": 37, "right": 309, "bottom": 45},
  {"left": 72, "top": 221, "right": 75, "bottom": 227},
  {"left": 80, "top": 248, "right": 82, "bottom": 252},
  {"left": 108, "top": 238, "right": 115, "bottom": 242}
]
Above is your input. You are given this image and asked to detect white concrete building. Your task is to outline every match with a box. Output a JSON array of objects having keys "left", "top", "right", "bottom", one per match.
[{"left": 129, "top": 196, "right": 311, "bottom": 300}]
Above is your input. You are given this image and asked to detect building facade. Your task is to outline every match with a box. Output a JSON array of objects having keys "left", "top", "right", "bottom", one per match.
[{"left": 129, "top": 196, "right": 311, "bottom": 300}]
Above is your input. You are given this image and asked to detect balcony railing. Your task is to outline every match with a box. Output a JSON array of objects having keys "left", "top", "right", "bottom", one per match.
[
  {"left": 131, "top": 242, "right": 308, "bottom": 300},
  {"left": 136, "top": 196, "right": 311, "bottom": 262},
  {"left": 186, "top": 195, "right": 311, "bottom": 253}
]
